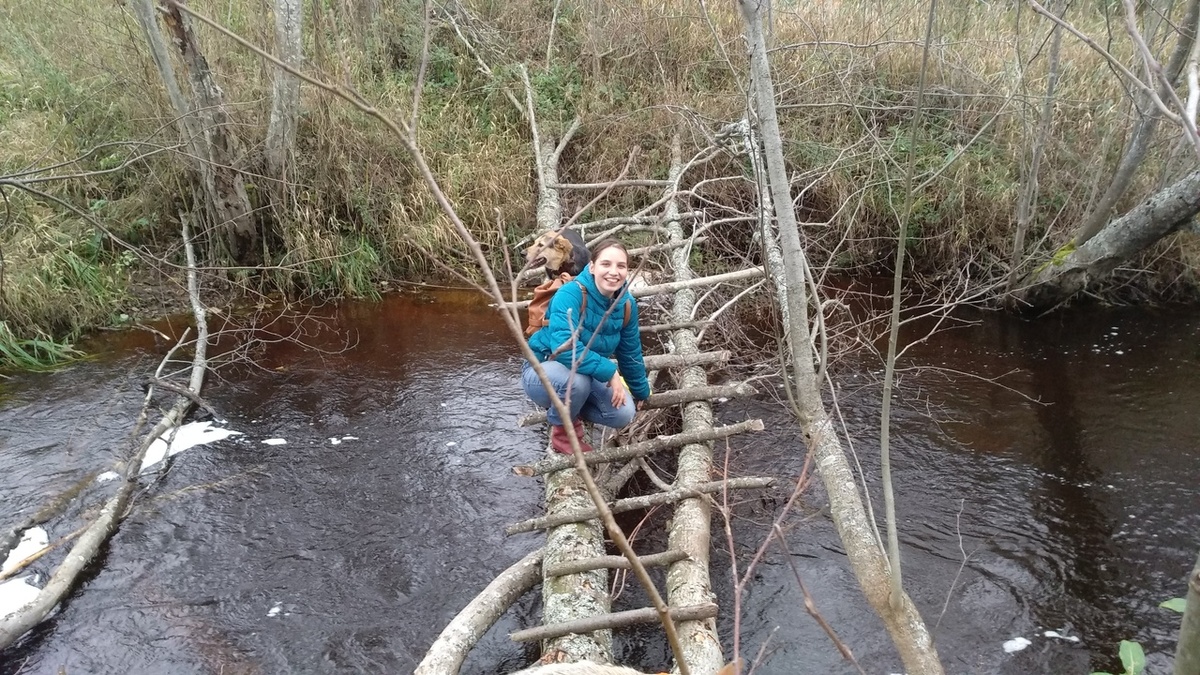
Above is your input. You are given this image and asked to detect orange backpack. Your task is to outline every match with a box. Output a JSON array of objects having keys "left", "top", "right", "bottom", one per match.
[{"left": 524, "top": 273, "right": 631, "bottom": 337}]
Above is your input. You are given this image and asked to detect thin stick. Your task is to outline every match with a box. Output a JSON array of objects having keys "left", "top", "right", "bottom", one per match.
[{"left": 511, "top": 604, "right": 718, "bottom": 643}]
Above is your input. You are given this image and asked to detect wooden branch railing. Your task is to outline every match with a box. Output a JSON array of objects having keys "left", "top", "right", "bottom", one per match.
[{"left": 506, "top": 477, "right": 775, "bottom": 535}]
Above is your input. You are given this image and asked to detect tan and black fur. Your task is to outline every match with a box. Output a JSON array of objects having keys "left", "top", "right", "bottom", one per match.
[{"left": 525, "top": 228, "right": 590, "bottom": 279}]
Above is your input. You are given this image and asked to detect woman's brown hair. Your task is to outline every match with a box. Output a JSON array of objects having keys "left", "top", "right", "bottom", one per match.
[{"left": 589, "top": 238, "right": 628, "bottom": 263}]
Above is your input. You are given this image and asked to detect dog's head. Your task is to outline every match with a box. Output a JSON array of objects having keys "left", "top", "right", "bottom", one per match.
[{"left": 525, "top": 231, "right": 574, "bottom": 273}]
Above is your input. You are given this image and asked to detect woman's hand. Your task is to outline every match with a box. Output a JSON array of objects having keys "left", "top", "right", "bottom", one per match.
[{"left": 608, "top": 373, "right": 628, "bottom": 408}]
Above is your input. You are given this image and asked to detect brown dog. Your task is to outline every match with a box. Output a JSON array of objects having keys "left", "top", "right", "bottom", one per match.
[{"left": 525, "top": 228, "right": 590, "bottom": 279}]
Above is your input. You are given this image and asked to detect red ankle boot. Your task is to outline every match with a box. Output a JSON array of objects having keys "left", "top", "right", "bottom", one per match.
[{"left": 550, "top": 419, "right": 593, "bottom": 454}]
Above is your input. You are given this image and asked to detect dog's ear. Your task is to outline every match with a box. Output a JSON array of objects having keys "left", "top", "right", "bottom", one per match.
[{"left": 552, "top": 233, "right": 573, "bottom": 258}]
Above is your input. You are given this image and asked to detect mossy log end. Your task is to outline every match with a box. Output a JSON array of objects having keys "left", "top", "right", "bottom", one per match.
[{"left": 1010, "top": 167, "right": 1200, "bottom": 315}]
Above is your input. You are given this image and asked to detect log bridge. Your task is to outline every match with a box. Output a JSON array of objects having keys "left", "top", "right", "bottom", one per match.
[{"left": 416, "top": 136, "right": 773, "bottom": 674}]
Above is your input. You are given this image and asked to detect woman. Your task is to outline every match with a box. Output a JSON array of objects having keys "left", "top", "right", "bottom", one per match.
[{"left": 522, "top": 239, "right": 651, "bottom": 454}]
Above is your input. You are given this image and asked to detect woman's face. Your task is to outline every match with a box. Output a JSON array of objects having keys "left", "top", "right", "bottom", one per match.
[{"left": 592, "top": 246, "right": 629, "bottom": 297}]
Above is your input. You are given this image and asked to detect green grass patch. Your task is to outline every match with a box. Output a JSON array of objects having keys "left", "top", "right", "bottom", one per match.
[{"left": 0, "top": 321, "right": 82, "bottom": 371}]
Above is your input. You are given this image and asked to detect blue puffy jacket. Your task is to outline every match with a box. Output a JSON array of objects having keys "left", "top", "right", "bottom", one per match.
[{"left": 527, "top": 264, "right": 651, "bottom": 401}]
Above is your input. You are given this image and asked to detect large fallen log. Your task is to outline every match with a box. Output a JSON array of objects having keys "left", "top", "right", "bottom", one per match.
[
  {"left": 506, "top": 477, "right": 775, "bottom": 535},
  {"left": 660, "top": 137, "right": 725, "bottom": 674},
  {"left": 1010, "top": 166, "right": 1200, "bottom": 314},
  {"left": 417, "top": 462, "right": 650, "bottom": 673},
  {"left": 522, "top": 88, "right": 615, "bottom": 666},
  {"left": 542, "top": 467, "right": 613, "bottom": 663},
  {"left": 513, "top": 420, "right": 765, "bottom": 477}
]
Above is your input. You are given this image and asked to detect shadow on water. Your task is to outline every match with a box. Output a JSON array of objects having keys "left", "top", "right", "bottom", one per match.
[{"left": 1, "top": 294, "right": 1197, "bottom": 674}]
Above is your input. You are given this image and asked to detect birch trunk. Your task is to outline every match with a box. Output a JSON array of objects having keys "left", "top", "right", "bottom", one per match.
[
  {"left": 736, "top": 120, "right": 788, "bottom": 328},
  {"left": 0, "top": 216, "right": 210, "bottom": 650},
  {"left": 415, "top": 549, "right": 544, "bottom": 675},
  {"left": 542, "top": 468, "right": 613, "bottom": 663},
  {"left": 1009, "top": 0, "right": 1064, "bottom": 291},
  {"left": 265, "top": 0, "right": 303, "bottom": 180},
  {"left": 128, "top": 0, "right": 204, "bottom": 162},
  {"left": 736, "top": 1, "right": 944, "bottom": 671},
  {"left": 1012, "top": 166, "right": 1200, "bottom": 313},
  {"left": 661, "top": 137, "right": 726, "bottom": 675}
]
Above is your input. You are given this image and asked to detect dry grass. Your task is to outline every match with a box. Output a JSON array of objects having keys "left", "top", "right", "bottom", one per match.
[{"left": 0, "top": 0, "right": 1196, "bottom": 357}]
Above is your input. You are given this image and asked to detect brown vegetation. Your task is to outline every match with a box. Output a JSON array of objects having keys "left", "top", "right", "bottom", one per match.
[{"left": 0, "top": 0, "right": 1197, "bottom": 363}]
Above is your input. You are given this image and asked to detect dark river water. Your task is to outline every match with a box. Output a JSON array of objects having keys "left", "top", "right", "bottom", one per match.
[{"left": 0, "top": 291, "right": 1197, "bottom": 674}]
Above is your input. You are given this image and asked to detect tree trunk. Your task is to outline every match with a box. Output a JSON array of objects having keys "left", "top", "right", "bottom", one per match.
[
  {"left": 733, "top": 119, "right": 790, "bottom": 328},
  {"left": 736, "top": 1, "right": 944, "bottom": 672},
  {"left": 160, "top": 0, "right": 257, "bottom": 263},
  {"left": 128, "top": 0, "right": 204, "bottom": 160},
  {"left": 661, "top": 136, "right": 726, "bottom": 675},
  {"left": 1175, "top": 550, "right": 1200, "bottom": 675},
  {"left": 1009, "top": 0, "right": 1064, "bottom": 291},
  {"left": 524, "top": 97, "right": 614, "bottom": 664},
  {"left": 1011, "top": 167, "right": 1200, "bottom": 314},
  {"left": 265, "top": 0, "right": 303, "bottom": 181}
]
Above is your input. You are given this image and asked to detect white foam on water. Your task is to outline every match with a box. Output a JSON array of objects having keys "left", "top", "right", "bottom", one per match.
[
  {"left": 0, "top": 576, "right": 41, "bottom": 620},
  {"left": 1044, "top": 630, "right": 1080, "bottom": 643},
  {"left": 2, "top": 527, "right": 49, "bottom": 575},
  {"left": 140, "top": 421, "right": 242, "bottom": 473},
  {"left": 1003, "top": 637, "right": 1031, "bottom": 653}
]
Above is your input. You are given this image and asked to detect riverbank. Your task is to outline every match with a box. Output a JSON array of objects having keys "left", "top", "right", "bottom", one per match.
[{"left": 2, "top": 0, "right": 1198, "bottom": 370}]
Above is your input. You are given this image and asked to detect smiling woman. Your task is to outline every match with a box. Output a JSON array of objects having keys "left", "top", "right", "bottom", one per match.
[{"left": 520, "top": 239, "right": 651, "bottom": 454}]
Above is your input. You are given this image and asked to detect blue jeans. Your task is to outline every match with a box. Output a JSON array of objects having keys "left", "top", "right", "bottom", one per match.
[{"left": 522, "top": 360, "right": 636, "bottom": 428}]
